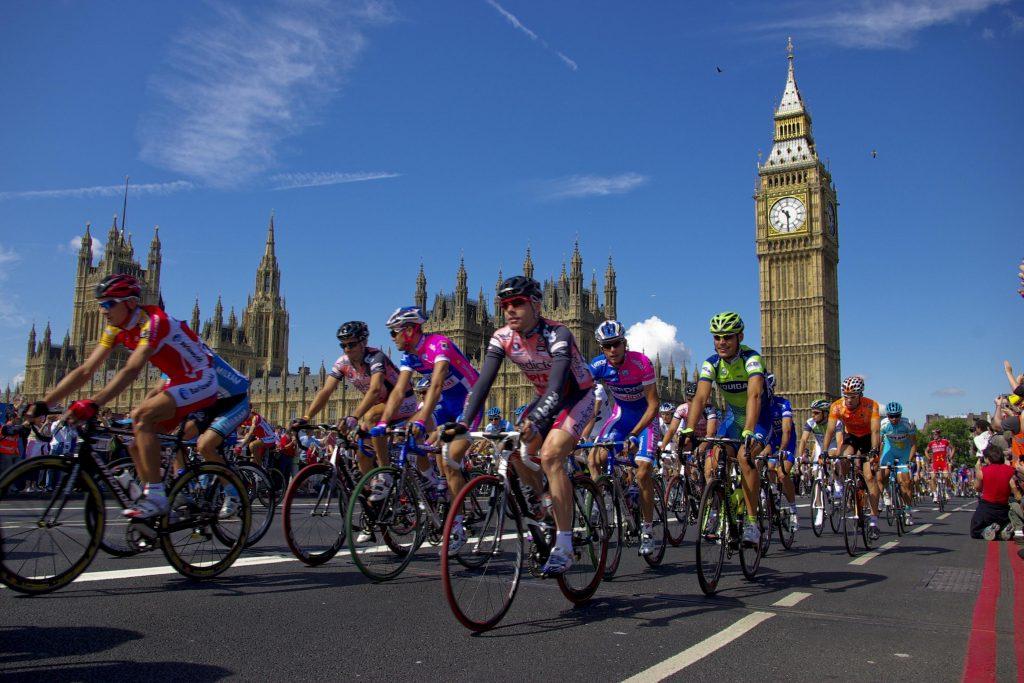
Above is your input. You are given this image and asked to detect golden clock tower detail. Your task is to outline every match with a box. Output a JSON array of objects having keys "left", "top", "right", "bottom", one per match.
[{"left": 755, "top": 38, "right": 840, "bottom": 412}]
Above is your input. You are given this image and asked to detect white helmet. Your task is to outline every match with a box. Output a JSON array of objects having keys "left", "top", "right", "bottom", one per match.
[
  {"left": 385, "top": 306, "right": 427, "bottom": 329},
  {"left": 595, "top": 319, "right": 626, "bottom": 344}
]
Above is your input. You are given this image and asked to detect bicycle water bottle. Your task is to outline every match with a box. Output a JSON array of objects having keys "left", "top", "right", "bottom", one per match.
[
  {"left": 627, "top": 483, "right": 640, "bottom": 509},
  {"left": 116, "top": 471, "right": 142, "bottom": 501},
  {"left": 730, "top": 488, "right": 745, "bottom": 518}
]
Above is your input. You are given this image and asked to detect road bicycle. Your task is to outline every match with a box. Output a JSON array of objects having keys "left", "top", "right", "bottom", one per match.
[
  {"left": 838, "top": 453, "right": 878, "bottom": 556},
  {"left": 755, "top": 453, "right": 795, "bottom": 554},
  {"left": 440, "top": 430, "right": 608, "bottom": 632},
  {"left": 663, "top": 449, "right": 704, "bottom": 547},
  {"left": 880, "top": 464, "right": 908, "bottom": 537},
  {"left": 0, "top": 416, "right": 251, "bottom": 595},
  {"left": 810, "top": 456, "right": 842, "bottom": 537}
]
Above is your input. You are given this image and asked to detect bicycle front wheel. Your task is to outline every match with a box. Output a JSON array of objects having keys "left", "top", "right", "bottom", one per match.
[
  {"left": 810, "top": 480, "right": 824, "bottom": 538},
  {"left": 347, "top": 466, "right": 424, "bottom": 582},
  {"left": 283, "top": 463, "right": 347, "bottom": 566},
  {"left": 740, "top": 486, "right": 765, "bottom": 579},
  {"left": 642, "top": 481, "right": 668, "bottom": 567},
  {"left": 557, "top": 475, "right": 607, "bottom": 604},
  {"left": 663, "top": 474, "right": 688, "bottom": 547},
  {"left": 235, "top": 463, "right": 277, "bottom": 548},
  {"left": 0, "top": 457, "right": 104, "bottom": 594},
  {"left": 595, "top": 476, "right": 623, "bottom": 578},
  {"left": 841, "top": 484, "right": 861, "bottom": 557},
  {"left": 441, "top": 475, "right": 524, "bottom": 631},
  {"left": 160, "top": 463, "right": 251, "bottom": 580},
  {"left": 695, "top": 479, "right": 727, "bottom": 596}
]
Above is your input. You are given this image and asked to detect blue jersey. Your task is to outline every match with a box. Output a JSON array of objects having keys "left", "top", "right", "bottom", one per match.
[
  {"left": 767, "top": 395, "right": 795, "bottom": 453},
  {"left": 881, "top": 417, "right": 916, "bottom": 455},
  {"left": 589, "top": 351, "right": 656, "bottom": 416},
  {"left": 484, "top": 419, "right": 513, "bottom": 434},
  {"left": 204, "top": 345, "right": 250, "bottom": 398}
]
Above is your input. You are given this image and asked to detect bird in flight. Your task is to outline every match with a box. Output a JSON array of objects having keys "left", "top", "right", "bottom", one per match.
[
  {"left": 716, "top": 66, "right": 723, "bottom": 73},
  {"left": 871, "top": 150, "right": 878, "bottom": 158}
]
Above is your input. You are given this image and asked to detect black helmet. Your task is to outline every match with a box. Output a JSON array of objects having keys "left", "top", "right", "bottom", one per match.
[
  {"left": 685, "top": 382, "right": 698, "bottom": 399},
  {"left": 336, "top": 321, "right": 369, "bottom": 343},
  {"left": 498, "top": 275, "right": 542, "bottom": 301}
]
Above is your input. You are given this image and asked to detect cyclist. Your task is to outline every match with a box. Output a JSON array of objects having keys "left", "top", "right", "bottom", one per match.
[
  {"left": 927, "top": 428, "right": 954, "bottom": 503},
  {"left": 589, "top": 320, "right": 661, "bottom": 557},
  {"left": 822, "top": 375, "right": 882, "bottom": 539},
  {"left": 240, "top": 411, "right": 276, "bottom": 467},
  {"left": 761, "top": 374, "right": 798, "bottom": 531},
  {"left": 377, "top": 306, "right": 479, "bottom": 517},
  {"left": 580, "top": 381, "right": 612, "bottom": 456},
  {"left": 660, "top": 382, "right": 720, "bottom": 482},
  {"left": 455, "top": 275, "right": 595, "bottom": 574},
  {"left": 879, "top": 401, "right": 918, "bottom": 526},
  {"left": 679, "top": 311, "right": 771, "bottom": 546},
  {"left": 799, "top": 399, "right": 842, "bottom": 526},
  {"left": 29, "top": 274, "right": 218, "bottom": 519},
  {"left": 292, "top": 321, "right": 417, "bottom": 484},
  {"left": 484, "top": 406, "right": 514, "bottom": 434},
  {"left": 658, "top": 403, "right": 675, "bottom": 448}
]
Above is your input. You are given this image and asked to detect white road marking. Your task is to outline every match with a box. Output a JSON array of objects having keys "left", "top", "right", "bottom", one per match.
[
  {"left": 909, "top": 524, "right": 932, "bottom": 534},
  {"left": 936, "top": 513, "right": 950, "bottom": 520},
  {"left": 849, "top": 540, "right": 899, "bottom": 566},
  {"left": 622, "top": 611, "right": 775, "bottom": 682},
  {"left": 771, "top": 591, "right": 811, "bottom": 607}
]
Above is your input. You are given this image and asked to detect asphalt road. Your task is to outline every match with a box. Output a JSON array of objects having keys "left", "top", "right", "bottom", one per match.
[{"left": 2, "top": 494, "right": 1021, "bottom": 682}]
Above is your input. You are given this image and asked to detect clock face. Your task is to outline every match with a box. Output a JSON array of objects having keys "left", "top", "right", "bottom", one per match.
[
  {"left": 769, "top": 196, "right": 806, "bottom": 234},
  {"left": 825, "top": 203, "right": 837, "bottom": 236}
]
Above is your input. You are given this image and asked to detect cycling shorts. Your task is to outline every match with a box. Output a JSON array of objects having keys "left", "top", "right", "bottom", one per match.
[
  {"left": 880, "top": 448, "right": 911, "bottom": 471},
  {"left": 160, "top": 367, "right": 218, "bottom": 433},
  {"left": 395, "top": 395, "right": 419, "bottom": 422},
  {"left": 191, "top": 394, "right": 250, "bottom": 439},
  {"left": 843, "top": 433, "right": 873, "bottom": 455},
  {"left": 522, "top": 386, "right": 596, "bottom": 442},
  {"left": 597, "top": 402, "right": 661, "bottom": 464},
  {"left": 768, "top": 449, "right": 796, "bottom": 465},
  {"left": 932, "top": 460, "right": 949, "bottom": 472},
  {"left": 723, "top": 409, "right": 773, "bottom": 445},
  {"left": 438, "top": 388, "right": 481, "bottom": 430}
]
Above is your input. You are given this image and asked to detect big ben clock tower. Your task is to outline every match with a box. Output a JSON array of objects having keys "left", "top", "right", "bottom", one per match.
[{"left": 755, "top": 38, "right": 841, "bottom": 413}]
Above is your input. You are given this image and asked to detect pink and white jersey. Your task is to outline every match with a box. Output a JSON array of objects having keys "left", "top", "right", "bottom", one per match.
[
  {"left": 673, "top": 402, "right": 718, "bottom": 439},
  {"left": 399, "top": 333, "right": 478, "bottom": 395},
  {"left": 488, "top": 321, "right": 594, "bottom": 395},
  {"left": 330, "top": 347, "right": 403, "bottom": 401},
  {"left": 589, "top": 350, "right": 655, "bottom": 406}
]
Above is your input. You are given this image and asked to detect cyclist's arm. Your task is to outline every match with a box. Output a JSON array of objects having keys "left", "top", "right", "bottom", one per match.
[
  {"left": 461, "top": 345, "right": 503, "bottom": 427},
  {"left": 743, "top": 374, "right": 765, "bottom": 434},
  {"left": 822, "top": 417, "right": 838, "bottom": 453},
  {"left": 412, "top": 360, "right": 449, "bottom": 424},
  {"left": 797, "top": 428, "right": 811, "bottom": 457},
  {"left": 352, "top": 372, "right": 385, "bottom": 421},
  {"left": 660, "top": 415, "right": 682, "bottom": 450},
  {"left": 870, "top": 413, "right": 881, "bottom": 452},
  {"left": 301, "top": 375, "right": 340, "bottom": 420},
  {"left": 705, "top": 413, "right": 719, "bottom": 439},
  {"left": 527, "top": 327, "right": 575, "bottom": 432},
  {"left": 43, "top": 342, "right": 113, "bottom": 406},
  {"left": 686, "top": 381, "right": 712, "bottom": 431},
  {"left": 91, "top": 342, "right": 156, "bottom": 407},
  {"left": 380, "top": 370, "right": 413, "bottom": 424},
  {"left": 781, "top": 415, "right": 793, "bottom": 451},
  {"left": 631, "top": 383, "right": 659, "bottom": 437}
]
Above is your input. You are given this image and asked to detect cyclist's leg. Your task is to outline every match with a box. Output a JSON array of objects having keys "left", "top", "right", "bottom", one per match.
[
  {"left": 634, "top": 422, "right": 659, "bottom": 523},
  {"left": 539, "top": 390, "right": 595, "bottom": 559},
  {"left": 781, "top": 456, "right": 796, "bottom": 505},
  {"left": 862, "top": 451, "right": 880, "bottom": 516}
]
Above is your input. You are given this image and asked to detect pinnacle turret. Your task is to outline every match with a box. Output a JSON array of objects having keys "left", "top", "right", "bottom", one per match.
[{"left": 523, "top": 247, "right": 534, "bottom": 280}]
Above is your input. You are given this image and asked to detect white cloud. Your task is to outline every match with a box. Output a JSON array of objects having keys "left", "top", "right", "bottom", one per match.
[
  {"left": 484, "top": 0, "right": 578, "bottom": 71},
  {"left": 933, "top": 386, "right": 966, "bottom": 397},
  {"left": 9, "top": 373, "right": 24, "bottom": 388},
  {"left": 981, "top": 27, "right": 996, "bottom": 38},
  {"left": 754, "top": 0, "right": 1009, "bottom": 49},
  {"left": 68, "top": 235, "right": 105, "bottom": 264},
  {"left": 1009, "top": 10, "right": 1024, "bottom": 32},
  {"left": 139, "top": 1, "right": 396, "bottom": 187},
  {"left": 626, "top": 316, "right": 691, "bottom": 369},
  {"left": 0, "top": 180, "right": 193, "bottom": 202},
  {"left": 543, "top": 172, "right": 649, "bottom": 199},
  {"left": 0, "top": 298, "right": 27, "bottom": 328},
  {"left": 270, "top": 171, "right": 401, "bottom": 190},
  {"left": 0, "top": 245, "right": 17, "bottom": 267}
]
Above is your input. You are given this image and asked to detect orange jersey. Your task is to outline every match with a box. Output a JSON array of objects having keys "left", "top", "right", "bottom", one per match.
[{"left": 828, "top": 397, "right": 879, "bottom": 437}]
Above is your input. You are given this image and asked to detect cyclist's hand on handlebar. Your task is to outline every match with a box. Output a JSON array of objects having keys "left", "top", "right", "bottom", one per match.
[
  {"left": 626, "top": 435, "right": 640, "bottom": 454},
  {"left": 409, "top": 420, "right": 429, "bottom": 438},
  {"left": 678, "top": 427, "right": 695, "bottom": 451},
  {"left": 369, "top": 421, "right": 388, "bottom": 438},
  {"left": 868, "top": 448, "right": 880, "bottom": 457},
  {"left": 741, "top": 429, "right": 756, "bottom": 450},
  {"left": 439, "top": 422, "right": 468, "bottom": 443},
  {"left": 341, "top": 415, "right": 359, "bottom": 432}
]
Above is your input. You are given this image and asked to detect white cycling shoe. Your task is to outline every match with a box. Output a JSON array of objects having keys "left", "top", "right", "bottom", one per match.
[
  {"left": 368, "top": 473, "right": 394, "bottom": 503},
  {"left": 742, "top": 521, "right": 761, "bottom": 546},
  {"left": 542, "top": 545, "right": 574, "bottom": 575},
  {"left": 448, "top": 522, "right": 467, "bottom": 554},
  {"left": 123, "top": 494, "right": 169, "bottom": 520}
]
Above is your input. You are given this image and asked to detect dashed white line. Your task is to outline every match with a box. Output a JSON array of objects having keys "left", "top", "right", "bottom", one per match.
[
  {"left": 909, "top": 523, "right": 932, "bottom": 534},
  {"left": 771, "top": 591, "right": 811, "bottom": 607},
  {"left": 849, "top": 540, "right": 899, "bottom": 566},
  {"left": 936, "top": 513, "right": 950, "bottom": 520}
]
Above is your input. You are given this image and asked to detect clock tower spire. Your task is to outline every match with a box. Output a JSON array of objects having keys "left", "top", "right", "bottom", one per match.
[{"left": 755, "top": 38, "right": 841, "bottom": 415}]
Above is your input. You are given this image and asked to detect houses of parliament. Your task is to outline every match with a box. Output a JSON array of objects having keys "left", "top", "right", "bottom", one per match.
[{"left": 18, "top": 39, "right": 840, "bottom": 423}]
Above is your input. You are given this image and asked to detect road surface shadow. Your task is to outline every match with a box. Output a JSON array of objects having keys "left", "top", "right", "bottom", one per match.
[
  {"left": 1, "top": 660, "right": 231, "bottom": 682},
  {"left": 0, "top": 626, "right": 143, "bottom": 665}
]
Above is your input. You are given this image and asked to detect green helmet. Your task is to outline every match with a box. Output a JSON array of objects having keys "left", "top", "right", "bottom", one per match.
[{"left": 709, "top": 311, "right": 744, "bottom": 335}]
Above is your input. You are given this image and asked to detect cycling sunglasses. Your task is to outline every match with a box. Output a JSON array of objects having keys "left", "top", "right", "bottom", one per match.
[
  {"left": 600, "top": 340, "right": 624, "bottom": 350},
  {"left": 712, "top": 334, "right": 737, "bottom": 341},
  {"left": 98, "top": 298, "right": 130, "bottom": 310},
  {"left": 340, "top": 341, "right": 362, "bottom": 350},
  {"left": 500, "top": 296, "right": 530, "bottom": 308}
]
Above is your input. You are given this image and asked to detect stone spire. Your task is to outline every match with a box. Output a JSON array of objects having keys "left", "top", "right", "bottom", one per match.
[
  {"left": 78, "top": 223, "right": 93, "bottom": 271},
  {"left": 191, "top": 297, "right": 200, "bottom": 332},
  {"left": 776, "top": 37, "right": 804, "bottom": 117},
  {"left": 254, "top": 211, "right": 281, "bottom": 297},
  {"left": 27, "top": 323, "right": 36, "bottom": 357},
  {"left": 604, "top": 255, "right": 617, "bottom": 320},
  {"left": 415, "top": 261, "right": 427, "bottom": 310},
  {"left": 213, "top": 295, "right": 224, "bottom": 327},
  {"left": 42, "top": 321, "right": 51, "bottom": 347},
  {"left": 455, "top": 253, "right": 468, "bottom": 307},
  {"left": 523, "top": 246, "right": 534, "bottom": 279},
  {"left": 591, "top": 270, "right": 600, "bottom": 314}
]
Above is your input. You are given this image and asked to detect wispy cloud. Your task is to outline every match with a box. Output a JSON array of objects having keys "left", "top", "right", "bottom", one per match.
[
  {"left": 933, "top": 386, "right": 966, "bottom": 397},
  {"left": 270, "top": 171, "right": 401, "bottom": 190},
  {"left": 0, "top": 180, "right": 193, "bottom": 202},
  {"left": 1009, "top": 9, "right": 1024, "bottom": 32},
  {"left": 542, "top": 172, "right": 649, "bottom": 199},
  {"left": 139, "top": 1, "right": 396, "bottom": 188},
  {"left": 485, "top": 0, "right": 578, "bottom": 71},
  {"left": 0, "top": 245, "right": 17, "bottom": 268},
  {"left": 752, "top": 0, "right": 1009, "bottom": 49}
]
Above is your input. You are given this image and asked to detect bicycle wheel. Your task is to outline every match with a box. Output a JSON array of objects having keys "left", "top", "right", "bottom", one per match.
[
  {"left": 595, "top": 476, "right": 623, "bottom": 578},
  {"left": 441, "top": 475, "right": 524, "bottom": 631},
  {"left": 695, "top": 479, "right": 727, "bottom": 596},
  {"left": 159, "top": 463, "right": 251, "bottom": 580},
  {"left": 282, "top": 463, "right": 347, "bottom": 566},
  {"left": 557, "top": 475, "right": 607, "bottom": 604},
  {"left": 861, "top": 486, "right": 876, "bottom": 550},
  {"left": 99, "top": 456, "right": 142, "bottom": 557},
  {"left": 235, "top": 463, "right": 276, "bottom": 548},
  {"left": 741, "top": 487, "right": 765, "bottom": 579},
  {"left": 0, "top": 457, "right": 105, "bottom": 594},
  {"left": 776, "top": 493, "right": 795, "bottom": 551},
  {"left": 663, "top": 474, "right": 688, "bottom": 546},
  {"left": 642, "top": 481, "right": 668, "bottom": 567},
  {"left": 829, "top": 484, "right": 843, "bottom": 534},
  {"left": 346, "top": 466, "right": 424, "bottom": 582},
  {"left": 841, "top": 484, "right": 861, "bottom": 556},
  {"left": 810, "top": 480, "right": 824, "bottom": 537}
]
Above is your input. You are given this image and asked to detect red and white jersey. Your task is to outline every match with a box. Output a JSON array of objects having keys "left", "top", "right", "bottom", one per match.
[
  {"left": 928, "top": 438, "right": 951, "bottom": 466},
  {"left": 98, "top": 305, "right": 211, "bottom": 383},
  {"left": 246, "top": 413, "right": 274, "bottom": 440},
  {"left": 488, "top": 320, "right": 593, "bottom": 396}
]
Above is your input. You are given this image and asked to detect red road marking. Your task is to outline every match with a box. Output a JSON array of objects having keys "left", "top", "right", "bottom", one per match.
[
  {"left": 961, "top": 541, "right": 1001, "bottom": 683},
  {"left": 1007, "top": 542, "right": 1024, "bottom": 682}
]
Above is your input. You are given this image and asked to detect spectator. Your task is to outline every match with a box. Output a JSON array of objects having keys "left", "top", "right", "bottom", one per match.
[
  {"left": 970, "top": 438, "right": 1016, "bottom": 540},
  {"left": 277, "top": 427, "right": 298, "bottom": 484},
  {"left": 0, "top": 418, "right": 20, "bottom": 479},
  {"left": 970, "top": 420, "right": 994, "bottom": 461}
]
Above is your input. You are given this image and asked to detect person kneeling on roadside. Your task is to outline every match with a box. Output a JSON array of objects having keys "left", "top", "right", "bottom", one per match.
[{"left": 970, "top": 436, "right": 1016, "bottom": 540}]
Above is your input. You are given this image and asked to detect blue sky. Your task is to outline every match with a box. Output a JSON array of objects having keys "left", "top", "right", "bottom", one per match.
[{"left": 0, "top": 0, "right": 1021, "bottom": 424}]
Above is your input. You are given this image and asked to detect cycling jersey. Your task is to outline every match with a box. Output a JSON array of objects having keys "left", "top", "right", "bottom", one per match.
[
  {"left": 591, "top": 383, "right": 613, "bottom": 435},
  {"left": 928, "top": 438, "right": 951, "bottom": 471},
  {"left": 400, "top": 333, "right": 479, "bottom": 425},
  {"left": 246, "top": 413, "right": 276, "bottom": 444},
  {"left": 764, "top": 395, "right": 795, "bottom": 459},
  {"left": 463, "top": 318, "right": 595, "bottom": 438},
  {"left": 330, "top": 347, "right": 405, "bottom": 401},
  {"left": 673, "top": 402, "right": 717, "bottom": 439},
  {"left": 484, "top": 419, "right": 514, "bottom": 434},
  {"left": 202, "top": 344, "right": 249, "bottom": 398},
  {"left": 698, "top": 345, "right": 771, "bottom": 439},
  {"left": 828, "top": 397, "right": 879, "bottom": 438},
  {"left": 590, "top": 350, "right": 659, "bottom": 463},
  {"left": 880, "top": 417, "right": 916, "bottom": 470},
  {"left": 804, "top": 417, "right": 844, "bottom": 456}
]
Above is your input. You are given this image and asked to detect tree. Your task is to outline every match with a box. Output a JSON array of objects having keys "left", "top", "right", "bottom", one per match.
[{"left": 916, "top": 418, "right": 973, "bottom": 467}]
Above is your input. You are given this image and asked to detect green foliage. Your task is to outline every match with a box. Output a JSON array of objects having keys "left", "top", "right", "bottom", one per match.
[{"left": 916, "top": 418, "right": 973, "bottom": 467}]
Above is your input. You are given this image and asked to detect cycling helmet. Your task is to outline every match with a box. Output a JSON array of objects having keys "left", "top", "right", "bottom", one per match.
[
  {"left": 810, "top": 399, "right": 831, "bottom": 412},
  {"left": 841, "top": 375, "right": 865, "bottom": 396},
  {"left": 659, "top": 402, "right": 674, "bottom": 413},
  {"left": 765, "top": 373, "right": 777, "bottom": 395},
  {"left": 513, "top": 404, "right": 529, "bottom": 423},
  {"left": 336, "top": 320, "right": 369, "bottom": 343},
  {"left": 709, "top": 311, "right": 744, "bottom": 335},
  {"left": 385, "top": 306, "right": 427, "bottom": 329},
  {"left": 685, "top": 382, "right": 698, "bottom": 399},
  {"left": 486, "top": 406, "right": 502, "bottom": 419},
  {"left": 498, "top": 275, "right": 542, "bottom": 301},
  {"left": 95, "top": 273, "right": 142, "bottom": 300},
  {"left": 595, "top": 319, "right": 626, "bottom": 344},
  {"left": 414, "top": 377, "right": 431, "bottom": 392},
  {"left": 885, "top": 401, "right": 903, "bottom": 417}
]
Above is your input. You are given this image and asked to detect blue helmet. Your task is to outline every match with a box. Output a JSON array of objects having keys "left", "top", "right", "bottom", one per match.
[
  {"left": 595, "top": 319, "right": 626, "bottom": 344},
  {"left": 885, "top": 401, "right": 903, "bottom": 417},
  {"left": 486, "top": 406, "right": 502, "bottom": 419},
  {"left": 414, "top": 376, "right": 431, "bottom": 392},
  {"left": 765, "top": 373, "right": 776, "bottom": 395},
  {"left": 513, "top": 405, "right": 529, "bottom": 423}
]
